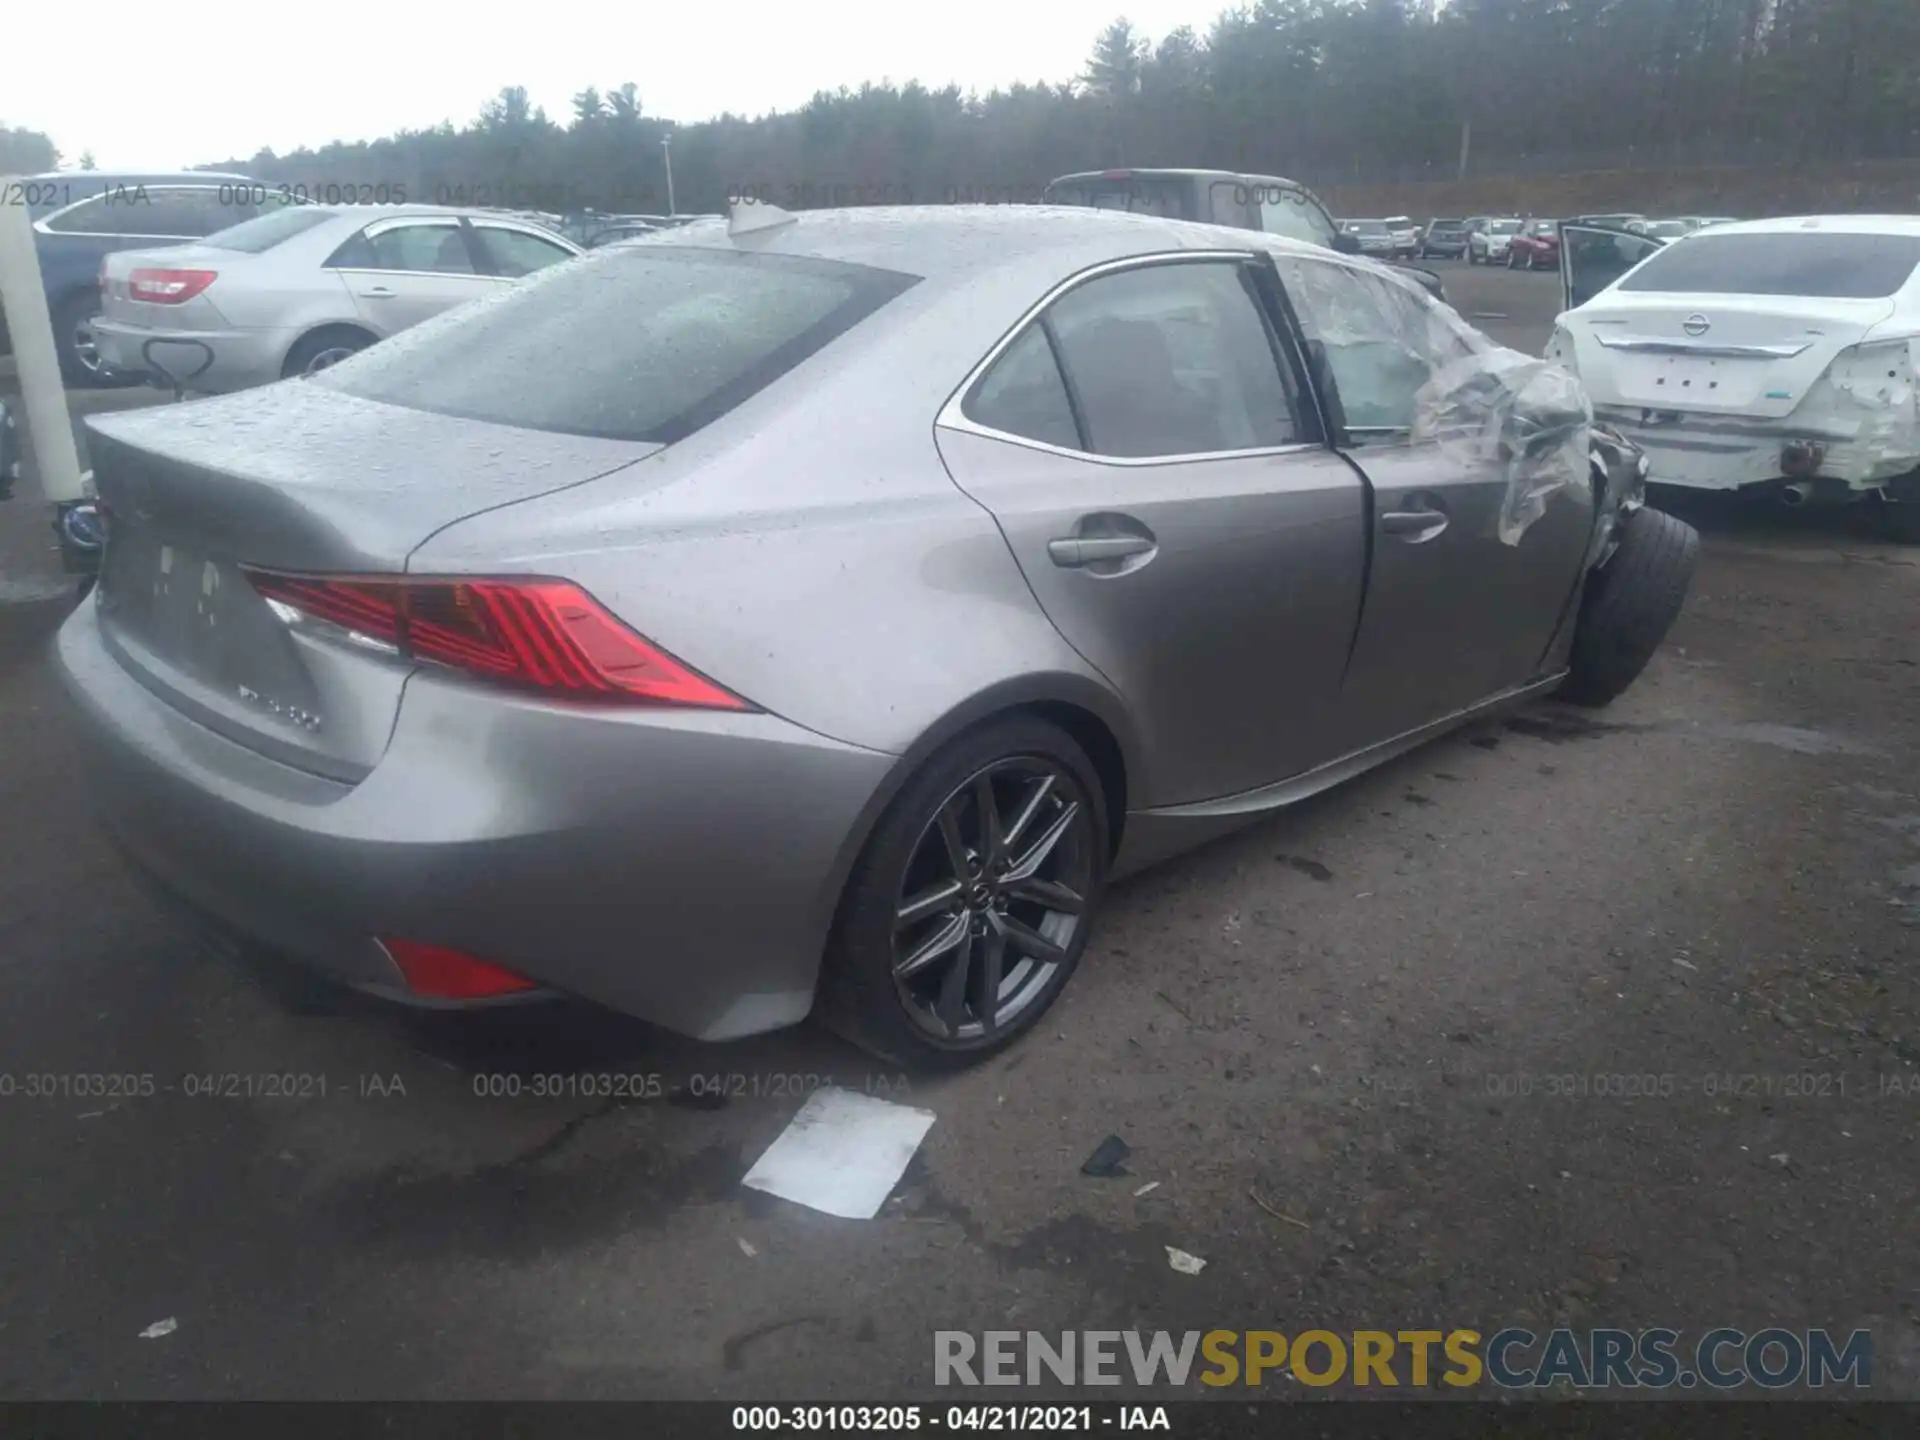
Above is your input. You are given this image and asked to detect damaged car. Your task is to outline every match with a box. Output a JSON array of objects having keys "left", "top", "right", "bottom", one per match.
[
  {"left": 58, "top": 204, "right": 1695, "bottom": 1067},
  {"left": 1548, "top": 215, "right": 1920, "bottom": 540}
]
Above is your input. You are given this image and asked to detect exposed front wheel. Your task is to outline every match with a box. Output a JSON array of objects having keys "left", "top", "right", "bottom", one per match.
[
  {"left": 1560, "top": 507, "right": 1700, "bottom": 707},
  {"left": 817, "top": 716, "right": 1109, "bottom": 1068}
]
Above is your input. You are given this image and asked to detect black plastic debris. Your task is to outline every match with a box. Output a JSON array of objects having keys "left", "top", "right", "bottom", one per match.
[{"left": 1081, "top": 1134, "right": 1132, "bottom": 1177}]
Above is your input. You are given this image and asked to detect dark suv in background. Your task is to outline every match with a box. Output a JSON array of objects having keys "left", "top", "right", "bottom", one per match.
[
  {"left": 1042, "top": 169, "right": 1446, "bottom": 301},
  {"left": 2, "top": 170, "right": 266, "bottom": 386}
]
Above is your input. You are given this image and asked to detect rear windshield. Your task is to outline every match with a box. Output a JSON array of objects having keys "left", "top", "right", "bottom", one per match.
[
  {"left": 202, "top": 206, "right": 338, "bottom": 252},
  {"left": 311, "top": 247, "right": 918, "bottom": 443},
  {"left": 1489, "top": 220, "right": 1521, "bottom": 235},
  {"left": 1043, "top": 178, "right": 1196, "bottom": 220},
  {"left": 1618, "top": 231, "right": 1920, "bottom": 299}
]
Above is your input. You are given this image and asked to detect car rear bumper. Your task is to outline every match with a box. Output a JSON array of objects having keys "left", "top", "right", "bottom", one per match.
[
  {"left": 92, "top": 317, "right": 294, "bottom": 393},
  {"left": 1594, "top": 404, "right": 1920, "bottom": 493},
  {"left": 56, "top": 597, "right": 899, "bottom": 1040}
]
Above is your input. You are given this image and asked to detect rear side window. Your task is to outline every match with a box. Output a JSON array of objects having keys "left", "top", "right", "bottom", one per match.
[
  {"left": 201, "top": 206, "right": 338, "bottom": 253},
  {"left": 1043, "top": 179, "right": 1197, "bottom": 220},
  {"left": 43, "top": 186, "right": 258, "bottom": 238},
  {"left": 313, "top": 247, "right": 918, "bottom": 443},
  {"left": 1618, "top": 231, "right": 1920, "bottom": 299},
  {"left": 1255, "top": 186, "right": 1340, "bottom": 248},
  {"left": 473, "top": 225, "right": 577, "bottom": 277}
]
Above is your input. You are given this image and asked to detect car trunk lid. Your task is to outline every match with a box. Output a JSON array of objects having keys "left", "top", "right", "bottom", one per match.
[
  {"left": 1567, "top": 293, "right": 1897, "bottom": 419},
  {"left": 86, "top": 383, "right": 658, "bottom": 778}
]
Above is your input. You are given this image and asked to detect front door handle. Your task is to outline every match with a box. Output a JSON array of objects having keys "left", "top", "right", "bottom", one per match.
[
  {"left": 1047, "top": 535, "right": 1156, "bottom": 567},
  {"left": 363, "top": 286, "right": 396, "bottom": 298},
  {"left": 1380, "top": 507, "right": 1449, "bottom": 542}
]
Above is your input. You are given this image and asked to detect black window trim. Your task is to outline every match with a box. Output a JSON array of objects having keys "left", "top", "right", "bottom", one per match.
[{"left": 938, "top": 249, "right": 1327, "bottom": 467}]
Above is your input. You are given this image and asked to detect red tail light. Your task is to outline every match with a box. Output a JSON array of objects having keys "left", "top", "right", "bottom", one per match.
[
  {"left": 128, "top": 267, "right": 217, "bottom": 304},
  {"left": 242, "top": 570, "right": 751, "bottom": 710},
  {"left": 382, "top": 939, "right": 539, "bottom": 1000}
]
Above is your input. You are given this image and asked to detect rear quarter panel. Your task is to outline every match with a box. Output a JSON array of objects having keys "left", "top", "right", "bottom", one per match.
[{"left": 408, "top": 258, "right": 1153, "bottom": 787}]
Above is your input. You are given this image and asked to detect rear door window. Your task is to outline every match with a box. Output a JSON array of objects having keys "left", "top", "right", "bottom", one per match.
[
  {"left": 1618, "top": 231, "right": 1920, "bottom": 299},
  {"left": 312, "top": 247, "right": 918, "bottom": 443},
  {"left": 962, "top": 259, "right": 1301, "bottom": 459},
  {"left": 472, "top": 224, "right": 578, "bottom": 277},
  {"left": 1043, "top": 177, "right": 1198, "bottom": 220},
  {"left": 963, "top": 325, "right": 1080, "bottom": 450}
]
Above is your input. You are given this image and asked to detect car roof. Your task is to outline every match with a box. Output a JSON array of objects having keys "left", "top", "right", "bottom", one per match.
[
  {"left": 635, "top": 204, "right": 1338, "bottom": 280},
  {"left": 1670, "top": 214, "right": 1920, "bottom": 237},
  {"left": 19, "top": 169, "right": 255, "bottom": 183}
]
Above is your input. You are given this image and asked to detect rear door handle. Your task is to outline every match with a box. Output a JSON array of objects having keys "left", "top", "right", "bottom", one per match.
[
  {"left": 363, "top": 286, "right": 396, "bottom": 298},
  {"left": 1047, "top": 535, "right": 1156, "bottom": 567},
  {"left": 1380, "top": 507, "right": 1449, "bottom": 541}
]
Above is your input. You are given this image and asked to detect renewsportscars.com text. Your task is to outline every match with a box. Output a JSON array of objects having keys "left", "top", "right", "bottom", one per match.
[{"left": 934, "top": 1327, "right": 1871, "bottom": 1390}]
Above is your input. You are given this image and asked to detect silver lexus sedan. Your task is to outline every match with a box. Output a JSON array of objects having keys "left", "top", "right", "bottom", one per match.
[
  {"left": 91, "top": 205, "right": 582, "bottom": 393},
  {"left": 58, "top": 205, "right": 1698, "bottom": 1066}
]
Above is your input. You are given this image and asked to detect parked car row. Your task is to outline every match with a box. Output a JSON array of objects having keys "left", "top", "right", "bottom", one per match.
[{"left": 1427, "top": 213, "right": 1745, "bottom": 269}]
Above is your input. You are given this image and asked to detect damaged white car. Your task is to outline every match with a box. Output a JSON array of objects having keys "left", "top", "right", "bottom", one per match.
[{"left": 1546, "top": 216, "right": 1920, "bottom": 540}]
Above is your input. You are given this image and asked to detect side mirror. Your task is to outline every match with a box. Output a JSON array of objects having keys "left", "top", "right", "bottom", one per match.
[
  {"left": 1332, "top": 231, "right": 1363, "bottom": 255},
  {"left": 0, "top": 401, "right": 17, "bottom": 502}
]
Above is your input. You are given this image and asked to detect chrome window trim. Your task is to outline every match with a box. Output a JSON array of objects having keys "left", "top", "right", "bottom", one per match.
[{"left": 934, "top": 249, "right": 1322, "bottom": 468}]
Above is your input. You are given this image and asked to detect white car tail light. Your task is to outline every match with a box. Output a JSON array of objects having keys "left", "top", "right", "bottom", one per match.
[{"left": 128, "top": 268, "right": 217, "bottom": 304}]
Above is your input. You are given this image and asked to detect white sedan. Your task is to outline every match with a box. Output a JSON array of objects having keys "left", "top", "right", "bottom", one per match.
[
  {"left": 1546, "top": 215, "right": 1920, "bottom": 540},
  {"left": 93, "top": 205, "right": 582, "bottom": 393}
]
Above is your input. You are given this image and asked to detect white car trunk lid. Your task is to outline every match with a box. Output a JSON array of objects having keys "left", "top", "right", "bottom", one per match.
[{"left": 1568, "top": 293, "right": 1897, "bottom": 420}]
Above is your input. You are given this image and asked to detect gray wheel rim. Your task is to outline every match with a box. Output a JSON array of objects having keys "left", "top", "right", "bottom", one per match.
[
  {"left": 890, "top": 756, "right": 1094, "bottom": 1046},
  {"left": 304, "top": 345, "right": 358, "bottom": 374},
  {"left": 72, "top": 316, "right": 104, "bottom": 374}
]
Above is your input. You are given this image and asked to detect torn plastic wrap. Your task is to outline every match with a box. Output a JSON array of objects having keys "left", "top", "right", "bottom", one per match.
[{"left": 1414, "top": 348, "right": 1595, "bottom": 545}]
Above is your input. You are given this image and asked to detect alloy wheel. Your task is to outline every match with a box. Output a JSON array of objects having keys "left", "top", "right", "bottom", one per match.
[
  {"left": 304, "top": 346, "right": 359, "bottom": 374},
  {"left": 889, "top": 756, "right": 1095, "bottom": 1046},
  {"left": 72, "top": 316, "right": 105, "bottom": 375}
]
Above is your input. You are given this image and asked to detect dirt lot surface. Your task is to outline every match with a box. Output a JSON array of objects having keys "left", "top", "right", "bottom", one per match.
[{"left": 0, "top": 263, "right": 1914, "bottom": 1399}]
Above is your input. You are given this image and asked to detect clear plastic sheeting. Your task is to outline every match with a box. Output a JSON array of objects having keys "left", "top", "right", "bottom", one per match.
[
  {"left": 1414, "top": 348, "right": 1596, "bottom": 545},
  {"left": 1267, "top": 250, "right": 1597, "bottom": 542}
]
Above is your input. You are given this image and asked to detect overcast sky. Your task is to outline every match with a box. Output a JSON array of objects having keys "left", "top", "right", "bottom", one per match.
[{"left": 12, "top": 1, "right": 1215, "bottom": 169}]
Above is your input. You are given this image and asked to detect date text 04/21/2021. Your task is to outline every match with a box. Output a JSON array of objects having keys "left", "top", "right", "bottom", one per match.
[{"left": 730, "top": 1406, "right": 1169, "bottom": 1431}]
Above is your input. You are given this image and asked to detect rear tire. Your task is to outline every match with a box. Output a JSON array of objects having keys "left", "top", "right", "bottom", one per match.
[
  {"left": 816, "top": 715, "right": 1110, "bottom": 1069},
  {"left": 54, "top": 290, "right": 130, "bottom": 389},
  {"left": 1560, "top": 506, "right": 1700, "bottom": 707},
  {"left": 282, "top": 327, "right": 373, "bottom": 380}
]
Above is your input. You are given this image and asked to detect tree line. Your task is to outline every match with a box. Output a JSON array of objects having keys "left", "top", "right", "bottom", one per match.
[{"left": 15, "top": 0, "right": 1920, "bottom": 209}]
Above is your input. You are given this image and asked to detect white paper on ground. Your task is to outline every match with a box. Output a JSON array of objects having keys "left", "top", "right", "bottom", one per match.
[{"left": 742, "top": 1086, "right": 937, "bottom": 1219}]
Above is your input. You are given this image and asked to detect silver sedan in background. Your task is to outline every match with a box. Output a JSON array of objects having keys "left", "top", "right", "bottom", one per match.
[
  {"left": 92, "top": 205, "right": 582, "bottom": 392},
  {"left": 59, "top": 206, "right": 1697, "bottom": 1067}
]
